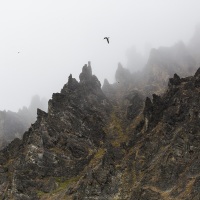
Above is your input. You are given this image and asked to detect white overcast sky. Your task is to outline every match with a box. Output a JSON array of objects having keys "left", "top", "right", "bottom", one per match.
[{"left": 0, "top": 0, "right": 200, "bottom": 111}]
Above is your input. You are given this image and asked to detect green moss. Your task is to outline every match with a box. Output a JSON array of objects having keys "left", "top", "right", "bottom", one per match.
[
  {"left": 37, "top": 190, "right": 46, "bottom": 197},
  {"left": 88, "top": 148, "right": 106, "bottom": 167},
  {"left": 94, "top": 148, "right": 105, "bottom": 159},
  {"left": 36, "top": 176, "right": 81, "bottom": 199},
  {"left": 106, "top": 111, "right": 128, "bottom": 147},
  {"left": 49, "top": 147, "right": 64, "bottom": 154},
  {"left": 54, "top": 176, "right": 80, "bottom": 193}
]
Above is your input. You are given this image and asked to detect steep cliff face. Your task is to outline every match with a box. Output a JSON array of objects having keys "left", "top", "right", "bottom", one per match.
[
  {"left": 1, "top": 62, "right": 200, "bottom": 200},
  {"left": 66, "top": 67, "right": 200, "bottom": 200},
  {"left": 144, "top": 41, "right": 197, "bottom": 94},
  {"left": 0, "top": 63, "right": 111, "bottom": 199},
  {"left": 128, "top": 67, "right": 200, "bottom": 200}
]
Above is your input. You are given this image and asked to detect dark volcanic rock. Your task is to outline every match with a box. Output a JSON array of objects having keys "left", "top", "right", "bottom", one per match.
[
  {"left": 169, "top": 73, "right": 181, "bottom": 86},
  {"left": 67, "top": 67, "right": 200, "bottom": 200},
  {"left": 126, "top": 91, "right": 144, "bottom": 120},
  {"left": 1, "top": 63, "right": 200, "bottom": 200},
  {"left": 0, "top": 62, "right": 111, "bottom": 199}
]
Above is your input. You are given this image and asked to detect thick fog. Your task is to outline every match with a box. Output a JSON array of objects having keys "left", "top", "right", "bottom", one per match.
[{"left": 0, "top": 0, "right": 200, "bottom": 111}]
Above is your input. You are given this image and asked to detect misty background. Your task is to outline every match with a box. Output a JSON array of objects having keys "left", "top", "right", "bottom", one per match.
[{"left": 0, "top": 0, "right": 200, "bottom": 111}]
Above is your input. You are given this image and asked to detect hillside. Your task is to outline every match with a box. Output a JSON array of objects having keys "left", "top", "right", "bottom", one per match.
[{"left": 0, "top": 60, "right": 200, "bottom": 199}]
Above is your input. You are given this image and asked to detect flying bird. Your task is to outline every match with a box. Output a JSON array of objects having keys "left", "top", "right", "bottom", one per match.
[{"left": 104, "top": 37, "right": 109, "bottom": 44}]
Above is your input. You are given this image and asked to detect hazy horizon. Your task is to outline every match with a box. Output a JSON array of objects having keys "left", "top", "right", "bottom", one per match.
[{"left": 1, "top": 0, "right": 200, "bottom": 112}]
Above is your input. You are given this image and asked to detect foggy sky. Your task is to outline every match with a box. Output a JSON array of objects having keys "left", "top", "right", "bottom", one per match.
[{"left": 1, "top": 0, "right": 200, "bottom": 111}]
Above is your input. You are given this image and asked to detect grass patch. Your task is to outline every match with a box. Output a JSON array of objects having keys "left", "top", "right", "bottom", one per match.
[
  {"left": 94, "top": 148, "right": 105, "bottom": 160},
  {"left": 36, "top": 176, "right": 81, "bottom": 199},
  {"left": 54, "top": 176, "right": 80, "bottom": 193},
  {"left": 37, "top": 190, "right": 46, "bottom": 197},
  {"left": 88, "top": 148, "right": 106, "bottom": 167},
  {"left": 105, "top": 111, "right": 128, "bottom": 147}
]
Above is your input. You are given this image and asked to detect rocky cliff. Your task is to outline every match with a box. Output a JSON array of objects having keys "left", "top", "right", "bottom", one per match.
[
  {"left": 64, "top": 67, "right": 200, "bottom": 200},
  {"left": 0, "top": 63, "right": 111, "bottom": 199},
  {"left": 0, "top": 61, "right": 200, "bottom": 199},
  {"left": 103, "top": 41, "right": 198, "bottom": 102}
]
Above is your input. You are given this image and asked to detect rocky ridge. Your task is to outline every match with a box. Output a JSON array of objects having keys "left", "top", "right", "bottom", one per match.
[
  {"left": 0, "top": 62, "right": 200, "bottom": 199},
  {"left": 103, "top": 41, "right": 198, "bottom": 102},
  {"left": 66, "top": 66, "right": 200, "bottom": 200},
  {"left": 0, "top": 63, "right": 111, "bottom": 199}
]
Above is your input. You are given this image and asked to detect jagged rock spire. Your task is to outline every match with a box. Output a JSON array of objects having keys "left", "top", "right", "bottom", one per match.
[
  {"left": 194, "top": 67, "right": 200, "bottom": 77},
  {"left": 194, "top": 67, "right": 200, "bottom": 87},
  {"left": 115, "top": 62, "right": 131, "bottom": 83},
  {"left": 79, "top": 62, "right": 92, "bottom": 83},
  {"left": 79, "top": 61, "right": 101, "bottom": 88},
  {"left": 169, "top": 73, "right": 181, "bottom": 86},
  {"left": 102, "top": 79, "right": 110, "bottom": 88}
]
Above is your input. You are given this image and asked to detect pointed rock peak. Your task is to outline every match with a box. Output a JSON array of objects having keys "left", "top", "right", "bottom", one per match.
[
  {"left": 88, "top": 61, "right": 91, "bottom": 67},
  {"left": 103, "top": 78, "right": 110, "bottom": 86},
  {"left": 148, "top": 48, "right": 158, "bottom": 58},
  {"left": 79, "top": 62, "right": 92, "bottom": 82},
  {"left": 117, "top": 62, "right": 123, "bottom": 70},
  {"left": 145, "top": 97, "right": 152, "bottom": 105},
  {"left": 60, "top": 74, "right": 79, "bottom": 94},
  {"left": 102, "top": 78, "right": 111, "bottom": 92},
  {"left": 68, "top": 74, "right": 73, "bottom": 86},
  {"left": 194, "top": 67, "right": 200, "bottom": 77},
  {"left": 68, "top": 74, "right": 72, "bottom": 81},
  {"left": 194, "top": 67, "right": 200, "bottom": 88},
  {"left": 115, "top": 63, "right": 131, "bottom": 83},
  {"left": 37, "top": 108, "right": 47, "bottom": 120},
  {"left": 144, "top": 97, "right": 153, "bottom": 114},
  {"left": 174, "top": 73, "right": 181, "bottom": 80},
  {"left": 68, "top": 73, "right": 78, "bottom": 85},
  {"left": 152, "top": 94, "right": 161, "bottom": 105},
  {"left": 169, "top": 73, "right": 181, "bottom": 86},
  {"left": 68, "top": 74, "right": 79, "bottom": 90},
  {"left": 78, "top": 62, "right": 101, "bottom": 88}
]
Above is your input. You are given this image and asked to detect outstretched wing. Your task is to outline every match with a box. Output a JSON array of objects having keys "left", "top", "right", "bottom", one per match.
[
  {"left": 106, "top": 38, "right": 109, "bottom": 43},
  {"left": 104, "top": 37, "right": 109, "bottom": 44}
]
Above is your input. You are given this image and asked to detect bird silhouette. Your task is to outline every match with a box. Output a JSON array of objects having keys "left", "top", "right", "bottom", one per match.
[{"left": 104, "top": 37, "right": 109, "bottom": 44}]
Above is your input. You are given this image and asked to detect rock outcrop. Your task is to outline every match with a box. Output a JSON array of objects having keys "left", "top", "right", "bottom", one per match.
[
  {"left": 103, "top": 40, "right": 198, "bottom": 103},
  {"left": 1, "top": 61, "right": 200, "bottom": 199},
  {"left": 0, "top": 63, "right": 111, "bottom": 199},
  {"left": 144, "top": 41, "right": 197, "bottom": 93},
  {"left": 67, "top": 67, "right": 200, "bottom": 199}
]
